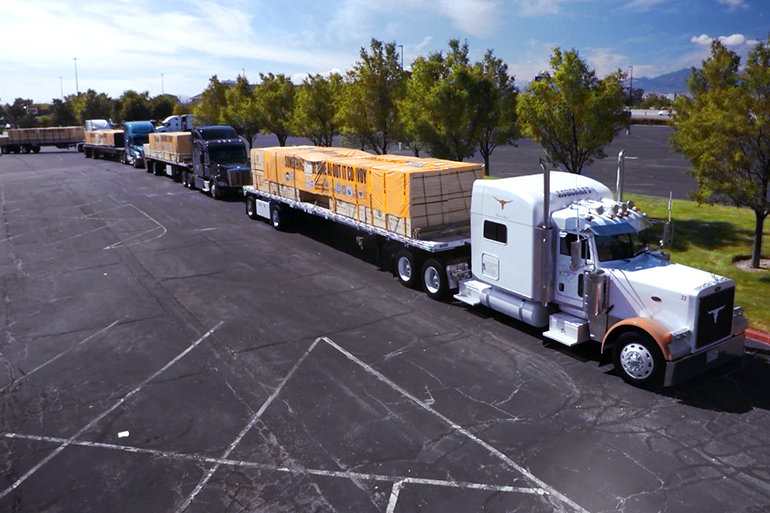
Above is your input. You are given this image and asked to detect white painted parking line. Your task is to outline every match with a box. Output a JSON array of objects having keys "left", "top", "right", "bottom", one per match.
[
  {"left": 0, "top": 318, "right": 123, "bottom": 392},
  {"left": 2, "top": 432, "right": 544, "bottom": 497},
  {"left": 175, "top": 337, "right": 322, "bottom": 513},
  {"left": 320, "top": 336, "right": 590, "bottom": 513},
  {"left": 0, "top": 322, "right": 224, "bottom": 501},
  {"left": 103, "top": 204, "right": 167, "bottom": 250}
]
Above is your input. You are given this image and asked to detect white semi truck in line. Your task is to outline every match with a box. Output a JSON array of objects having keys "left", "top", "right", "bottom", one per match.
[{"left": 242, "top": 152, "right": 747, "bottom": 387}]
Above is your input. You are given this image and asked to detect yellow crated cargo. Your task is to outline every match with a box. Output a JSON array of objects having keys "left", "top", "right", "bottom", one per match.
[
  {"left": 85, "top": 129, "right": 124, "bottom": 147},
  {"left": 148, "top": 132, "right": 192, "bottom": 163},
  {"left": 249, "top": 146, "right": 483, "bottom": 239}
]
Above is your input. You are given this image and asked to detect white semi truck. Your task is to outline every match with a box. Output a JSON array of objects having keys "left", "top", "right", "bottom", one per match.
[{"left": 243, "top": 158, "right": 747, "bottom": 387}]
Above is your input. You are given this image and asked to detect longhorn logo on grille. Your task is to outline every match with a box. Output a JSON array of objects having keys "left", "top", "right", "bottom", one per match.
[{"left": 708, "top": 305, "right": 725, "bottom": 323}]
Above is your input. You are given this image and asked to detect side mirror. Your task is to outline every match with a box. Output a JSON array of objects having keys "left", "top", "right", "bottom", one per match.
[
  {"left": 661, "top": 221, "right": 673, "bottom": 247},
  {"left": 570, "top": 240, "right": 582, "bottom": 270}
]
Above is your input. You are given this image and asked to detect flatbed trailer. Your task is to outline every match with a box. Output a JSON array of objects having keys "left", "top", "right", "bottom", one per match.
[
  {"left": 0, "top": 127, "right": 84, "bottom": 154},
  {"left": 143, "top": 146, "right": 192, "bottom": 181},
  {"left": 242, "top": 184, "right": 473, "bottom": 298}
]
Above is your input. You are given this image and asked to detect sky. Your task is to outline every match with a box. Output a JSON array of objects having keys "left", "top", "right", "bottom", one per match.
[{"left": 0, "top": 0, "right": 767, "bottom": 104}]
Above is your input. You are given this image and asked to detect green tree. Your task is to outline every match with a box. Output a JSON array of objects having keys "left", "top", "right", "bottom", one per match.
[
  {"left": 672, "top": 39, "right": 770, "bottom": 268},
  {"left": 51, "top": 98, "right": 78, "bottom": 126},
  {"left": 640, "top": 93, "right": 673, "bottom": 109},
  {"left": 339, "top": 39, "right": 406, "bottom": 154},
  {"left": 399, "top": 39, "right": 483, "bottom": 162},
  {"left": 114, "top": 90, "right": 152, "bottom": 122},
  {"left": 150, "top": 94, "right": 178, "bottom": 120},
  {"left": 223, "top": 75, "right": 259, "bottom": 144},
  {"left": 193, "top": 75, "right": 227, "bottom": 125},
  {"left": 70, "top": 90, "right": 114, "bottom": 124},
  {"left": 517, "top": 48, "right": 628, "bottom": 174},
  {"left": 475, "top": 49, "right": 519, "bottom": 174},
  {"left": 291, "top": 73, "right": 342, "bottom": 146},
  {"left": 5, "top": 98, "right": 36, "bottom": 127},
  {"left": 253, "top": 73, "right": 295, "bottom": 146}
]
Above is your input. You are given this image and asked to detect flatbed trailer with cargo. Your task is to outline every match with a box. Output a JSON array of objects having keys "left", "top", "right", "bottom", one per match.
[
  {"left": 143, "top": 125, "right": 251, "bottom": 199},
  {"left": 0, "top": 126, "right": 84, "bottom": 154}
]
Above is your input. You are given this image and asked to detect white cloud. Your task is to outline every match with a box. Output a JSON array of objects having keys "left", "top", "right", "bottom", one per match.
[
  {"left": 438, "top": 0, "right": 502, "bottom": 38},
  {"left": 691, "top": 33, "right": 750, "bottom": 48},
  {"left": 691, "top": 34, "right": 714, "bottom": 46},
  {"left": 719, "top": 33, "right": 747, "bottom": 46},
  {"left": 624, "top": 0, "right": 671, "bottom": 12},
  {"left": 718, "top": 0, "right": 748, "bottom": 10},
  {"left": 587, "top": 48, "right": 629, "bottom": 77},
  {"left": 516, "top": 0, "right": 561, "bottom": 16}
]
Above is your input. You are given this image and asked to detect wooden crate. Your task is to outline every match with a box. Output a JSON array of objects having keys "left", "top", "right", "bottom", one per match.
[
  {"left": 85, "top": 129, "right": 124, "bottom": 147},
  {"left": 149, "top": 132, "right": 191, "bottom": 154}
]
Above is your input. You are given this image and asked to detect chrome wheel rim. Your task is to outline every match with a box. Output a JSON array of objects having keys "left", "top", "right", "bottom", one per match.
[
  {"left": 424, "top": 266, "right": 440, "bottom": 294},
  {"left": 397, "top": 256, "right": 412, "bottom": 282},
  {"left": 619, "top": 342, "right": 655, "bottom": 380}
]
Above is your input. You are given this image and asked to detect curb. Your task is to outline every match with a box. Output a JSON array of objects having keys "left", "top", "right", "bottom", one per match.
[{"left": 746, "top": 328, "right": 770, "bottom": 348}]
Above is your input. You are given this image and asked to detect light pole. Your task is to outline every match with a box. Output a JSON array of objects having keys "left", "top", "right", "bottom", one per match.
[
  {"left": 398, "top": 44, "right": 404, "bottom": 69},
  {"left": 73, "top": 58, "right": 79, "bottom": 95},
  {"left": 628, "top": 65, "right": 633, "bottom": 104}
]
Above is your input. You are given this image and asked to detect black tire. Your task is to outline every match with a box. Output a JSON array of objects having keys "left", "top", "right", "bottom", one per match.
[
  {"left": 246, "top": 196, "right": 258, "bottom": 220},
  {"left": 31, "top": 146, "right": 40, "bottom": 153},
  {"left": 21, "top": 146, "right": 30, "bottom": 154},
  {"left": 120, "top": 153, "right": 127, "bottom": 165},
  {"left": 181, "top": 172, "right": 188, "bottom": 187},
  {"left": 133, "top": 157, "right": 143, "bottom": 169},
  {"left": 210, "top": 182, "right": 221, "bottom": 200},
  {"left": 612, "top": 331, "right": 664, "bottom": 387},
  {"left": 187, "top": 173, "right": 196, "bottom": 190},
  {"left": 84, "top": 148, "right": 92, "bottom": 158},
  {"left": 394, "top": 249, "right": 421, "bottom": 289},
  {"left": 146, "top": 160, "right": 153, "bottom": 173},
  {"left": 421, "top": 258, "right": 449, "bottom": 300},
  {"left": 269, "top": 202, "right": 290, "bottom": 231}
]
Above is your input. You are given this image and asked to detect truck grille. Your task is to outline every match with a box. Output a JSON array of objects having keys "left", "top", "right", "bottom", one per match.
[
  {"left": 695, "top": 287, "right": 734, "bottom": 349},
  {"left": 227, "top": 168, "right": 252, "bottom": 187}
]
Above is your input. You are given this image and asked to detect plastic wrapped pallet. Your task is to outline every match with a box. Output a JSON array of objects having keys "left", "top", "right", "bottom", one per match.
[
  {"left": 149, "top": 132, "right": 191, "bottom": 154},
  {"left": 250, "top": 146, "right": 483, "bottom": 238},
  {"left": 85, "top": 129, "right": 124, "bottom": 147}
]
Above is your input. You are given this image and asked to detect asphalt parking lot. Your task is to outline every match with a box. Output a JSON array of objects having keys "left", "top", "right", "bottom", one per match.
[{"left": 1, "top": 138, "right": 769, "bottom": 513}]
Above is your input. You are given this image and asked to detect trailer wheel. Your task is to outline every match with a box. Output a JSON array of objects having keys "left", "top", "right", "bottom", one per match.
[
  {"left": 270, "top": 203, "right": 290, "bottom": 231},
  {"left": 84, "top": 148, "right": 92, "bottom": 158},
  {"left": 246, "top": 196, "right": 258, "bottom": 220},
  {"left": 21, "top": 146, "right": 30, "bottom": 154},
  {"left": 395, "top": 249, "right": 420, "bottom": 289},
  {"left": 133, "top": 157, "right": 143, "bottom": 169},
  {"left": 421, "top": 259, "right": 449, "bottom": 300},
  {"left": 612, "top": 332, "right": 664, "bottom": 388},
  {"left": 31, "top": 146, "right": 40, "bottom": 153},
  {"left": 146, "top": 161, "right": 153, "bottom": 173}
]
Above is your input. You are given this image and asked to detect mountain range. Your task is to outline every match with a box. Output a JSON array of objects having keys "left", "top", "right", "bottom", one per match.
[{"left": 630, "top": 68, "right": 692, "bottom": 95}]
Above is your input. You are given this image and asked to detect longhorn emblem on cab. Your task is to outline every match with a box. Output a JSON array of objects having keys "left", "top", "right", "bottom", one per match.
[
  {"left": 493, "top": 196, "right": 513, "bottom": 210},
  {"left": 708, "top": 305, "right": 725, "bottom": 323}
]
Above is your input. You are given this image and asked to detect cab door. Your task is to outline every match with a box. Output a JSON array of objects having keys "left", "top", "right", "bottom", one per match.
[{"left": 554, "top": 231, "right": 590, "bottom": 310}]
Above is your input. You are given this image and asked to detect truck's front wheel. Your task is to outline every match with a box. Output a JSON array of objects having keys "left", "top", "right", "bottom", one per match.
[
  {"left": 612, "top": 332, "right": 664, "bottom": 387},
  {"left": 421, "top": 259, "right": 449, "bottom": 300}
]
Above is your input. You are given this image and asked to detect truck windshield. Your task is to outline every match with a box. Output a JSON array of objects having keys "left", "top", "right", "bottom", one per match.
[
  {"left": 132, "top": 134, "right": 150, "bottom": 145},
  {"left": 210, "top": 147, "right": 247, "bottom": 164},
  {"left": 594, "top": 228, "right": 656, "bottom": 262}
]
